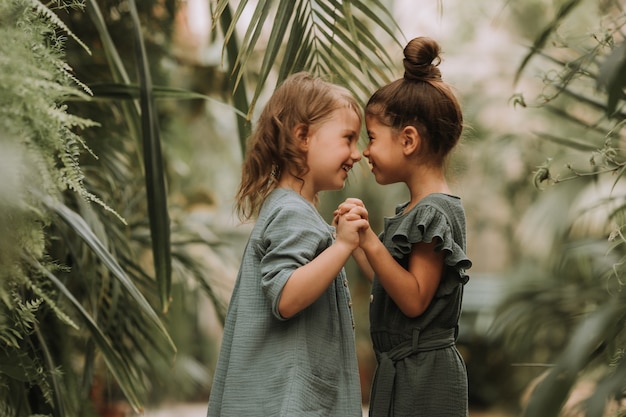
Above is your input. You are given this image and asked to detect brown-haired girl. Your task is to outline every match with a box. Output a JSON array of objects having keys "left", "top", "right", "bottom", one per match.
[
  {"left": 207, "top": 72, "right": 366, "bottom": 416},
  {"left": 337, "top": 37, "right": 472, "bottom": 416}
]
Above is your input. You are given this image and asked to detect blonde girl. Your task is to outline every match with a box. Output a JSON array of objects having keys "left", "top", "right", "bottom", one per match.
[{"left": 207, "top": 72, "right": 366, "bottom": 416}]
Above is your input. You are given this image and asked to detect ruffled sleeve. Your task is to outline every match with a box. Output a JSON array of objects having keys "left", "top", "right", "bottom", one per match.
[{"left": 383, "top": 201, "right": 471, "bottom": 288}]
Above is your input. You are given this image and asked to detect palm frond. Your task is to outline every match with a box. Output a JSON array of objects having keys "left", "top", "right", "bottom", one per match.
[
  {"left": 522, "top": 301, "right": 625, "bottom": 417},
  {"left": 216, "top": 1, "right": 252, "bottom": 155},
  {"left": 214, "top": 0, "right": 404, "bottom": 118},
  {"left": 30, "top": 257, "right": 147, "bottom": 412},
  {"left": 514, "top": 0, "right": 584, "bottom": 84},
  {"left": 85, "top": 83, "right": 246, "bottom": 117},
  {"left": 43, "top": 197, "right": 172, "bottom": 343},
  {"left": 598, "top": 41, "right": 626, "bottom": 116},
  {"left": 584, "top": 353, "right": 626, "bottom": 417},
  {"left": 128, "top": 0, "right": 172, "bottom": 313},
  {"left": 85, "top": 0, "right": 143, "bottom": 163}
]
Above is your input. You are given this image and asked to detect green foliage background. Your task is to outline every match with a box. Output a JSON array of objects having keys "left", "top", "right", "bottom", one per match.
[{"left": 1, "top": 0, "right": 625, "bottom": 416}]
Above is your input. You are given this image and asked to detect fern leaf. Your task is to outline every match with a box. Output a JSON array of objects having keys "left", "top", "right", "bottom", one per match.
[{"left": 31, "top": 0, "right": 91, "bottom": 55}]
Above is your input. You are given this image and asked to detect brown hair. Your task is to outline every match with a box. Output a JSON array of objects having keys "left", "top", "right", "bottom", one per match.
[
  {"left": 235, "top": 72, "right": 361, "bottom": 220},
  {"left": 366, "top": 37, "right": 463, "bottom": 163}
]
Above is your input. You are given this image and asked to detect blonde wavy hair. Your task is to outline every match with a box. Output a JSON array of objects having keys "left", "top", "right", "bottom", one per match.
[{"left": 235, "top": 72, "right": 361, "bottom": 221}]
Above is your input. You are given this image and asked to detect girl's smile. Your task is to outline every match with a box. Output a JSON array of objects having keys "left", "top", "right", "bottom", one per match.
[{"left": 304, "top": 106, "right": 362, "bottom": 196}]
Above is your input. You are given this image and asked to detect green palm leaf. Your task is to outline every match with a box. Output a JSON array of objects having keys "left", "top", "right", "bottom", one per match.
[
  {"left": 30, "top": 257, "right": 145, "bottom": 411},
  {"left": 85, "top": 0, "right": 142, "bottom": 150},
  {"left": 84, "top": 83, "right": 245, "bottom": 116},
  {"left": 43, "top": 197, "right": 172, "bottom": 345},
  {"left": 514, "top": 0, "right": 583, "bottom": 84},
  {"left": 128, "top": 0, "right": 172, "bottom": 313},
  {"left": 522, "top": 301, "right": 625, "bottom": 417},
  {"left": 214, "top": 0, "right": 403, "bottom": 118},
  {"left": 598, "top": 41, "right": 626, "bottom": 116},
  {"left": 217, "top": 2, "right": 252, "bottom": 155}
]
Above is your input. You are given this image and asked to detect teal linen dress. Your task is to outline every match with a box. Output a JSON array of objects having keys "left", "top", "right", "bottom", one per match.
[
  {"left": 368, "top": 193, "right": 472, "bottom": 417},
  {"left": 207, "top": 188, "right": 362, "bottom": 417}
]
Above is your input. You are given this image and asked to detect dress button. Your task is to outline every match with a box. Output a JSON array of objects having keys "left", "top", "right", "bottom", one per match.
[
  {"left": 348, "top": 301, "right": 352, "bottom": 307},
  {"left": 343, "top": 279, "right": 348, "bottom": 287},
  {"left": 370, "top": 294, "right": 374, "bottom": 303}
]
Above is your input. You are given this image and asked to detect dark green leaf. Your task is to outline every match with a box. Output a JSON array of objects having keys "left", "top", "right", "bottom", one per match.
[
  {"left": 585, "top": 353, "right": 626, "bottom": 417},
  {"left": 523, "top": 301, "right": 623, "bottom": 417},
  {"left": 533, "top": 131, "right": 601, "bottom": 152},
  {"left": 249, "top": 3, "right": 294, "bottom": 114},
  {"left": 43, "top": 197, "right": 172, "bottom": 341},
  {"left": 514, "top": 0, "right": 583, "bottom": 84},
  {"left": 217, "top": 2, "right": 252, "bottom": 155},
  {"left": 128, "top": 0, "right": 172, "bottom": 313},
  {"left": 597, "top": 41, "right": 626, "bottom": 116},
  {"left": 85, "top": 83, "right": 246, "bottom": 117},
  {"left": 29, "top": 258, "right": 146, "bottom": 412}
]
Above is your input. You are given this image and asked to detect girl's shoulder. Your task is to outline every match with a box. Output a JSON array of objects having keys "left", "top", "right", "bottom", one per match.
[
  {"left": 417, "top": 192, "right": 462, "bottom": 212},
  {"left": 259, "top": 188, "right": 328, "bottom": 229},
  {"left": 263, "top": 188, "right": 315, "bottom": 213},
  {"left": 392, "top": 193, "right": 463, "bottom": 219},
  {"left": 384, "top": 193, "right": 471, "bottom": 270}
]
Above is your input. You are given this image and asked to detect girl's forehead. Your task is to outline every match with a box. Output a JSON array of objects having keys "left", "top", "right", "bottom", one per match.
[
  {"left": 327, "top": 105, "right": 360, "bottom": 122},
  {"left": 365, "top": 114, "right": 384, "bottom": 127}
]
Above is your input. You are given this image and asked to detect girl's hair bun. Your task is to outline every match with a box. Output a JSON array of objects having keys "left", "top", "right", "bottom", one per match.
[{"left": 403, "top": 37, "right": 442, "bottom": 82}]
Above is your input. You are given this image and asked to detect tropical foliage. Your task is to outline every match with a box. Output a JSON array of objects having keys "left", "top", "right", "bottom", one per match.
[
  {"left": 490, "top": 1, "right": 626, "bottom": 416},
  {"left": 10, "top": 0, "right": 625, "bottom": 416},
  {"left": 0, "top": 0, "right": 177, "bottom": 414}
]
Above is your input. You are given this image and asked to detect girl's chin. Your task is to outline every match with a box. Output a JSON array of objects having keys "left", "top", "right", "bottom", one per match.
[
  {"left": 371, "top": 172, "right": 388, "bottom": 185},
  {"left": 322, "top": 180, "right": 347, "bottom": 192}
]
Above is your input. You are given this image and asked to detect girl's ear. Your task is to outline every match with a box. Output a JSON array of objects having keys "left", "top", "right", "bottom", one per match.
[
  {"left": 401, "top": 125, "right": 420, "bottom": 156},
  {"left": 293, "top": 123, "right": 310, "bottom": 150}
]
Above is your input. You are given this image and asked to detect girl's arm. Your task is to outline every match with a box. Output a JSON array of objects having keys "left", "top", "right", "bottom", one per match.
[
  {"left": 278, "top": 214, "right": 367, "bottom": 319},
  {"left": 352, "top": 247, "right": 374, "bottom": 282},
  {"left": 356, "top": 207, "right": 445, "bottom": 318},
  {"left": 334, "top": 198, "right": 374, "bottom": 281}
]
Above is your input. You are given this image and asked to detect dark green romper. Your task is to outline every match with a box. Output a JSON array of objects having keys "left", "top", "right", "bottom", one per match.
[{"left": 369, "top": 193, "right": 472, "bottom": 417}]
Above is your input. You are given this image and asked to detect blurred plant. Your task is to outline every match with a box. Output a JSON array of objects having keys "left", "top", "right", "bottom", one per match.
[
  {"left": 490, "top": 1, "right": 626, "bottom": 416},
  {"left": 0, "top": 0, "right": 233, "bottom": 415},
  {"left": 0, "top": 0, "right": 184, "bottom": 415}
]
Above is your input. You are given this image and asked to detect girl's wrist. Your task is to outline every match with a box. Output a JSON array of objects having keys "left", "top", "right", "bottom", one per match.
[
  {"left": 360, "top": 232, "right": 378, "bottom": 254},
  {"left": 334, "top": 238, "right": 356, "bottom": 257}
]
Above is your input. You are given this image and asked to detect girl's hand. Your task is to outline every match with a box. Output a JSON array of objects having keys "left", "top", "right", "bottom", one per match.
[
  {"left": 334, "top": 197, "right": 365, "bottom": 216},
  {"left": 333, "top": 198, "right": 367, "bottom": 226},
  {"left": 335, "top": 208, "right": 369, "bottom": 250}
]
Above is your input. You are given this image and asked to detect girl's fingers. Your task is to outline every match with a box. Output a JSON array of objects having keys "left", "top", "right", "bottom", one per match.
[
  {"left": 348, "top": 205, "right": 369, "bottom": 220},
  {"left": 343, "top": 197, "right": 364, "bottom": 207},
  {"left": 336, "top": 203, "right": 355, "bottom": 215},
  {"left": 342, "top": 213, "right": 362, "bottom": 221},
  {"left": 335, "top": 198, "right": 364, "bottom": 215}
]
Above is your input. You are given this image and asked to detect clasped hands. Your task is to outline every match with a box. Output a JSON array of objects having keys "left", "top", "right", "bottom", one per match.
[
  {"left": 332, "top": 198, "right": 372, "bottom": 248},
  {"left": 333, "top": 197, "right": 368, "bottom": 223}
]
